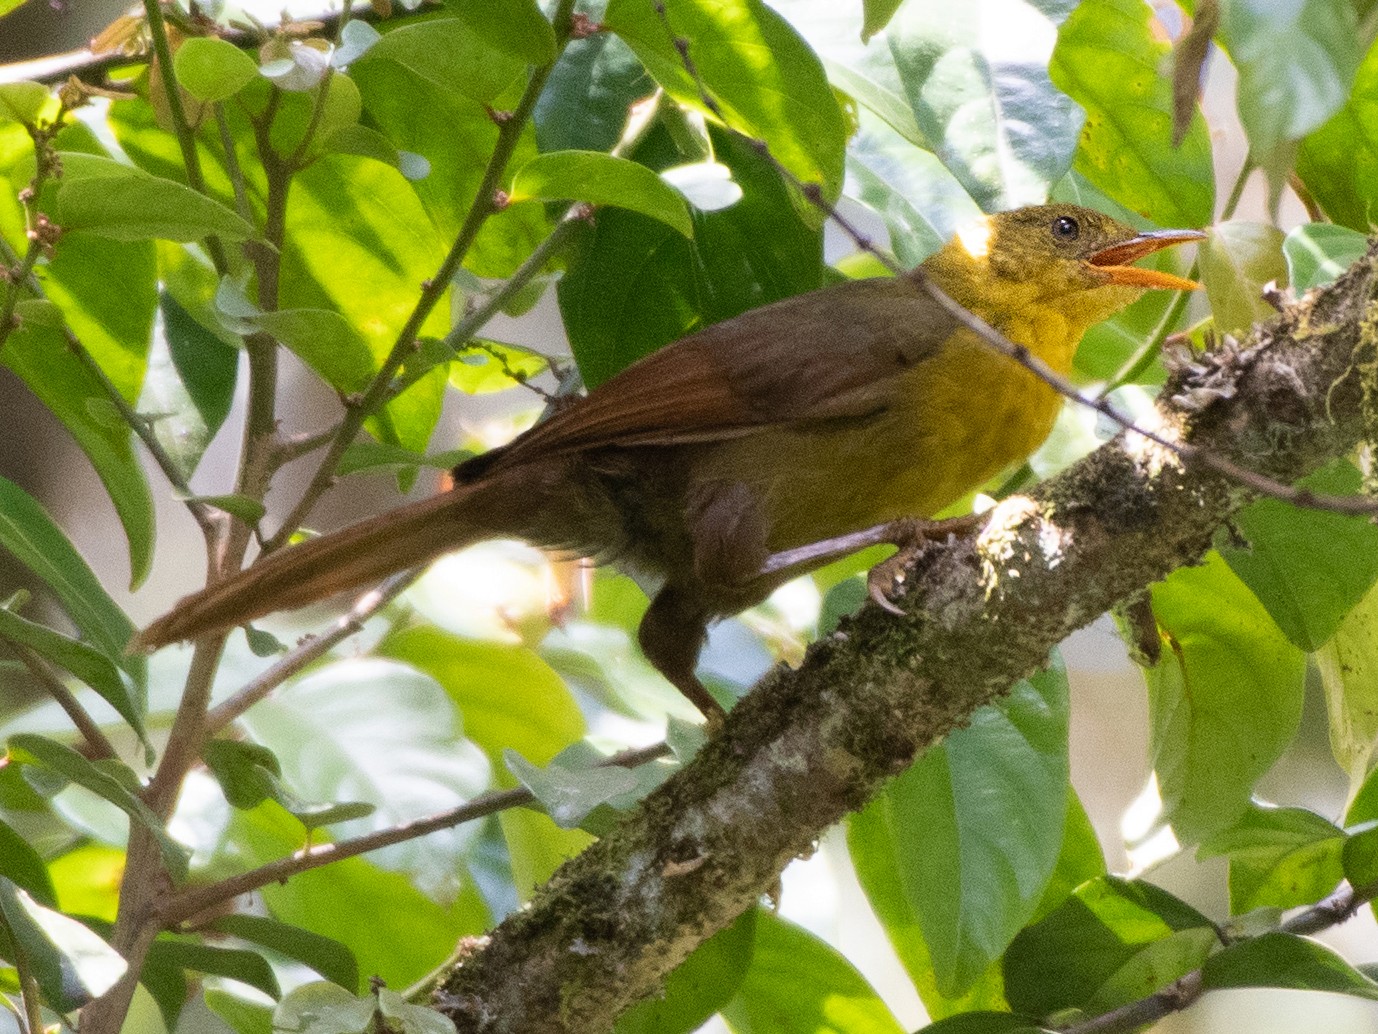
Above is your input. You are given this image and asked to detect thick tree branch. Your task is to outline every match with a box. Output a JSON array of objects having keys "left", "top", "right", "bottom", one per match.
[{"left": 434, "top": 249, "right": 1378, "bottom": 1033}]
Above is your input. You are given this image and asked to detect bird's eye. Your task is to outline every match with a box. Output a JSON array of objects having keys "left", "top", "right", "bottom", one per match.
[{"left": 1051, "top": 215, "right": 1080, "bottom": 241}]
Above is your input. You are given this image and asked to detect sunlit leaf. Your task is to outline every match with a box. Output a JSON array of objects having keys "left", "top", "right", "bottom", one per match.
[
  {"left": 618, "top": 910, "right": 756, "bottom": 1034},
  {"left": 440, "top": 0, "right": 556, "bottom": 65},
  {"left": 1296, "top": 36, "right": 1378, "bottom": 231},
  {"left": 1283, "top": 222, "right": 1369, "bottom": 292},
  {"left": 1202, "top": 932, "right": 1378, "bottom": 1000},
  {"left": 1317, "top": 579, "right": 1378, "bottom": 784},
  {"left": 174, "top": 36, "right": 259, "bottom": 102},
  {"left": 512, "top": 150, "right": 693, "bottom": 235},
  {"left": 1198, "top": 804, "right": 1345, "bottom": 913},
  {"left": 1198, "top": 221, "right": 1287, "bottom": 336}
]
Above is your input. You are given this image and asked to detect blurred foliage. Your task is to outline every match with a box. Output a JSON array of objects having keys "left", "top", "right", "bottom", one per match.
[{"left": 0, "top": 0, "right": 1377, "bottom": 1032}]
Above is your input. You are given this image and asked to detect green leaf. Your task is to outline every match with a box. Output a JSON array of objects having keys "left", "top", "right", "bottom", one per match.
[
  {"left": 205, "top": 989, "right": 273, "bottom": 1034},
  {"left": 1003, "top": 876, "right": 1215, "bottom": 1017},
  {"left": 0, "top": 877, "right": 128, "bottom": 1010},
  {"left": 0, "top": 81, "right": 50, "bottom": 124},
  {"left": 512, "top": 151, "right": 693, "bottom": 236},
  {"left": 0, "top": 602, "right": 145, "bottom": 744},
  {"left": 505, "top": 750, "right": 641, "bottom": 829},
  {"left": 336, "top": 442, "right": 469, "bottom": 476},
  {"left": 358, "top": 18, "right": 525, "bottom": 106},
  {"left": 604, "top": 0, "right": 847, "bottom": 200},
  {"left": 1198, "top": 804, "right": 1345, "bottom": 913},
  {"left": 203, "top": 739, "right": 284, "bottom": 811},
  {"left": 862, "top": 0, "right": 905, "bottom": 40},
  {"left": 273, "top": 982, "right": 373, "bottom": 1034},
  {"left": 559, "top": 127, "right": 823, "bottom": 387},
  {"left": 147, "top": 936, "right": 280, "bottom": 1000},
  {"left": 252, "top": 308, "right": 376, "bottom": 394},
  {"left": 888, "top": 0, "right": 1081, "bottom": 210},
  {"left": 1031, "top": 791, "right": 1107, "bottom": 924},
  {"left": 1296, "top": 37, "right": 1378, "bottom": 231},
  {"left": 720, "top": 910, "right": 905, "bottom": 1034},
  {"left": 7, "top": 734, "right": 189, "bottom": 880},
  {"left": 173, "top": 36, "right": 260, "bottom": 102},
  {"left": 0, "top": 477, "right": 139, "bottom": 664},
  {"left": 497, "top": 806, "right": 595, "bottom": 901},
  {"left": 143, "top": 291, "right": 238, "bottom": 479},
  {"left": 377, "top": 626, "right": 583, "bottom": 767},
  {"left": 1201, "top": 931, "right": 1378, "bottom": 1000},
  {"left": 3, "top": 323, "right": 156, "bottom": 592},
  {"left": 54, "top": 154, "right": 257, "bottom": 242},
  {"left": 917, "top": 1016, "right": 1051, "bottom": 1034},
  {"left": 534, "top": 31, "right": 647, "bottom": 154},
  {"left": 617, "top": 910, "right": 756, "bottom": 1034},
  {"left": 1199, "top": 221, "right": 1288, "bottom": 336},
  {"left": 1216, "top": 0, "right": 1360, "bottom": 159},
  {"left": 1219, "top": 460, "right": 1378, "bottom": 651},
  {"left": 178, "top": 493, "right": 267, "bottom": 526},
  {"left": 210, "top": 914, "right": 359, "bottom": 992},
  {"left": 1283, "top": 223, "right": 1369, "bottom": 292},
  {"left": 377, "top": 988, "right": 457, "bottom": 1034},
  {"left": 1318, "top": 578, "right": 1378, "bottom": 783},
  {"left": 1050, "top": 0, "right": 1215, "bottom": 228},
  {"left": 0, "top": 818, "right": 57, "bottom": 907},
  {"left": 228, "top": 802, "right": 489, "bottom": 990},
  {"left": 850, "top": 659, "right": 1070, "bottom": 998},
  {"left": 440, "top": 0, "right": 556, "bottom": 65},
  {"left": 448, "top": 340, "right": 549, "bottom": 394},
  {"left": 1342, "top": 822, "right": 1378, "bottom": 891},
  {"left": 1146, "top": 552, "right": 1306, "bottom": 843},
  {"left": 238, "top": 659, "right": 490, "bottom": 890}
]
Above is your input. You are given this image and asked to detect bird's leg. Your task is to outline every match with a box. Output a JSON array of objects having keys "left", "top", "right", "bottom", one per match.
[
  {"left": 638, "top": 585, "right": 727, "bottom": 727},
  {"left": 760, "top": 513, "right": 987, "bottom": 615}
]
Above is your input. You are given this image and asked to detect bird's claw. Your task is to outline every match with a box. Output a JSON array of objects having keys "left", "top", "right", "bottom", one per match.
[{"left": 866, "top": 514, "right": 987, "bottom": 615}]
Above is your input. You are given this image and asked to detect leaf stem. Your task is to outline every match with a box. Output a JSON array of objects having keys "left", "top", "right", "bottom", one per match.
[{"left": 0, "top": 904, "right": 48, "bottom": 1034}]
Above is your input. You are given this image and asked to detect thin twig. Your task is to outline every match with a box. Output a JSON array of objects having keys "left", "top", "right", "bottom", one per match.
[
  {"left": 204, "top": 570, "right": 420, "bottom": 735},
  {"left": 11, "top": 643, "right": 117, "bottom": 761},
  {"left": 163, "top": 741, "right": 674, "bottom": 924}
]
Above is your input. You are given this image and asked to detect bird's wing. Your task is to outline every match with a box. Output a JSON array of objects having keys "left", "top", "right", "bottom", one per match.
[{"left": 492, "top": 273, "right": 957, "bottom": 466}]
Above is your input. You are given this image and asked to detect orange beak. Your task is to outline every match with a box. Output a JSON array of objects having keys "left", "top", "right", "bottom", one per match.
[{"left": 1087, "top": 228, "right": 1206, "bottom": 291}]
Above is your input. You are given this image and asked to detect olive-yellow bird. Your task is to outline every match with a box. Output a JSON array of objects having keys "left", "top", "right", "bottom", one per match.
[{"left": 136, "top": 204, "right": 1203, "bottom": 718}]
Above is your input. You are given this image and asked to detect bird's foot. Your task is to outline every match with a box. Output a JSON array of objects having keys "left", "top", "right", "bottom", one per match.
[{"left": 866, "top": 514, "right": 986, "bottom": 615}]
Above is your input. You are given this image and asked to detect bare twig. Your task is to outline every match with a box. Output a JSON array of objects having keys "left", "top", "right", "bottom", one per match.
[
  {"left": 164, "top": 741, "right": 673, "bottom": 925},
  {"left": 11, "top": 643, "right": 117, "bottom": 761}
]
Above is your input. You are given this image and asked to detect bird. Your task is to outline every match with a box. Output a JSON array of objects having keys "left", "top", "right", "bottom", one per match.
[{"left": 134, "top": 204, "right": 1203, "bottom": 720}]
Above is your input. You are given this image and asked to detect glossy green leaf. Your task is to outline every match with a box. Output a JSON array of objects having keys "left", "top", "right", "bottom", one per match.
[
  {"left": 203, "top": 739, "right": 284, "bottom": 811},
  {"left": 1050, "top": 0, "right": 1214, "bottom": 228},
  {"left": 918, "top": 1016, "right": 1051, "bottom": 1034},
  {"left": 205, "top": 989, "right": 273, "bottom": 1034},
  {"left": 1343, "top": 820, "right": 1378, "bottom": 892},
  {"left": 1283, "top": 223, "right": 1369, "bottom": 292},
  {"left": 272, "top": 982, "right": 373, "bottom": 1033},
  {"left": 1217, "top": 0, "right": 1360, "bottom": 159},
  {"left": 0, "top": 477, "right": 138, "bottom": 663},
  {"left": 238, "top": 659, "right": 490, "bottom": 890},
  {"left": 227, "top": 801, "right": 489, "bottom": 990},
  {"left": 505, "top": 750, "right": 640, "bottom": 829},
  {"left": 720, "top": 910, "right": 905, "bottom": 1034},
  {"left": 173, "top": 36, "right": 259, "bottom": 102},
  {"left": 54, "top": 154, "right": 256, "bottom": 242},
  {"left": 142, "top": 291, "right": 237, "bottom": 479},
  {"left": 440, "top": 0, "right": 556, "bottom": 65},
  {"left": 0, "top": 81, "right": 50, "bottom": 124},
  {"left": 1147, "top": 552, "right": 1306, "bottom": 843},
  {"left": 1198, "top": 804, "right": 1345, "bottom": 913},
  {"left": 377, "top": 626, "right": 583, "bottom": 767},
  {"left": 617, "top": 909, "right": 756, "bottom": 1034},
  {"left": 862, "top": 0, "right": 905, "bottom": 40},
  {"left": 252, "top": 308, "right": 376, "bottom": 394},
  {"left": 1296, "top": 37, "right": 1378, "bottom": 231},
  {"left": 604, "top": 0, "right": 847, "bottom": 199},
  {"left": 850, "top": 659, "right": 1069, "bottom": 998},
  {"left": 336, "top": 442, "right": 470, "bottom": 476},
  {"left": 1199, "top": 221, "right": 1288, "bottom": 336},
  {"left": 2, "top": 323, "right": 156, "bottom": 590},
  {"left": 888, "top": 0, "right": 1081, "bottom": 211},
  {"left": 512, "top": 150, "right": 693, "bottom": 235},
  {"left": 358, "top": 18, "right": 525, "bottom": 107},
  {"left": 1003, "top": 876, "right": 1214, "bottom": 1016},
  {"left": 0, "top": 877, "right": 127, "bottom": 1010},
  {"left": 147, "top": 936, "right": 280, "bottom": 1000},
  {"left": 7, "top": 734, "right": 189, "bottom": 880},
  {"left": 534, "top": 30, "right": 649, "bottom": 154},
  {"left": 1318, "top": 577, "right": 1378, "bottom": 783},
  {"left": 210, "top": 914, "right": 359, "bottom": 992},
  {"left": 0, "top": 603, "right": 144, "bottom": 743},
  {"left": 559, "top": 127, "right": 823, "bottom": 387},
  {"left": 0, "top": 818, "right": 56, "bottom": 907},
  {"left": 1201, "top": 931, "right": 1378, "bottom": 1000},
  {"left": 1220, "top": 460, "right": 1378, "bottom": 651}
]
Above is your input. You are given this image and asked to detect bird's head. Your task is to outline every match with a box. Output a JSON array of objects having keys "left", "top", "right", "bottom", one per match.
[{"left": 929, "top": 203, "right": 1205, "bottom": 329}]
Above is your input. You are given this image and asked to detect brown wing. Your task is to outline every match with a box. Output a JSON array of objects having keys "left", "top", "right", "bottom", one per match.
[{"left": 491, "top": 273, "right": 956, "bottom": 468}]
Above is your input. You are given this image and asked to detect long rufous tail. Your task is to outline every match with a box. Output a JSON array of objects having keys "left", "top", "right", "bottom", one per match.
[{"left": 132, "top": 483, "right": 494, "bottom": 652}]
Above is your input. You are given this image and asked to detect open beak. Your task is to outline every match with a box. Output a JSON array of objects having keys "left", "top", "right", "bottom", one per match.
[{"left": 1087, "top": 228, "right": 1206, "bottom": 291}]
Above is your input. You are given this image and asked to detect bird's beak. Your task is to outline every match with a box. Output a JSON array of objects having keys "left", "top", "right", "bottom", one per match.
[{"left": 1087, "top": 228, "right": 1206, "bottom": 291}]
